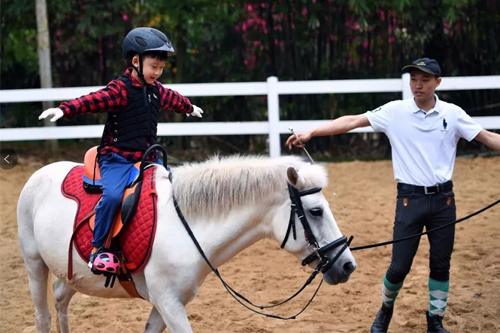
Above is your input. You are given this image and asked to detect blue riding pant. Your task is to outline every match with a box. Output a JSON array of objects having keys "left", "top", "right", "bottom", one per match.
[
  {"left": 92, "top": 153, "right": 134, "bottom": 249},
  {"left": 386, "top": 182, "right": 456, "bottom": 284}
]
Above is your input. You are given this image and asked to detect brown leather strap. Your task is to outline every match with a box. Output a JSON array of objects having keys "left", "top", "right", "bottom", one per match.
[
  {"left": 67, "top": 232, "right": 77, "bottom": 280},
  {"left": 117, "top": 253, "right": 143, "bottom": 298},
  {"left": 68, "top": 209, "right": 96, "bottom": 280},
  {"left": 118, "top": 278, "right": 142, "bottom": 298},
  {"left": 104, "top": 218, "right": 115, "bottom": 249}
]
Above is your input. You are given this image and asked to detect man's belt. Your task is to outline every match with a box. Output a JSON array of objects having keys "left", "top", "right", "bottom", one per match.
[{"left": 397, "top": 180, "right": 453, "bottom": 195}]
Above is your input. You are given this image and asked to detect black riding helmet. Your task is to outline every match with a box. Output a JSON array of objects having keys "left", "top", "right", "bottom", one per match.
[{"left": 122, "top": 27, "right": 175, "bottom": 81}]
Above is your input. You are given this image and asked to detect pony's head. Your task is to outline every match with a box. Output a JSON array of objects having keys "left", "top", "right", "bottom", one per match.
[
  {"left": 278, "top": 161, "right": 357, "bottom": 285},
  {"left": 171, "top": 154, "right": 356, "bottom": 285}
]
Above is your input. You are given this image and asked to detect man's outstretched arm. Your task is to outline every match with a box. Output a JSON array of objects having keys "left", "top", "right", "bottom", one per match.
[
  {"left": 474, "top": 129, "right": 500, "bottom": 151},
  {"left": 286, "top": 114, "right": 370, "bottom": 149}
]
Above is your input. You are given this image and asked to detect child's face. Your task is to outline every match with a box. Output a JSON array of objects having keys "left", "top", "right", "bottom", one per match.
[{"left": 132, "top": 55, "right": 167, "bottom": 85}]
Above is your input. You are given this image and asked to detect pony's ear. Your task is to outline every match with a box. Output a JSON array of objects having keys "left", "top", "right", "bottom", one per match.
[{"left": 287, "top": 167, "right": 304, "bottom": 188}]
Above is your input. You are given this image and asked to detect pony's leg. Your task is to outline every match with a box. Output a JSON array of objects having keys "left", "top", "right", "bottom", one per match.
[
  {"left": 152, "top": 298, "right": 193, "bottom": 333},
  {"left": 53, "top": 279, "right": 76, "bottom": 333},
  {"left": 18, "top": 186, "right": 52, "bottom": 332},
  {"left": 23, "top": 254, "right": 52, "bottom": 332},
  {"left": 143, "top": 306, "right": 167, "bottom": 333}
]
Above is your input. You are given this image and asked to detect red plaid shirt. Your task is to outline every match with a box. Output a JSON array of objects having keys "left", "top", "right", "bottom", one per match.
[{"left": 59, "top": 68, "right": 193, "bottom": 162}]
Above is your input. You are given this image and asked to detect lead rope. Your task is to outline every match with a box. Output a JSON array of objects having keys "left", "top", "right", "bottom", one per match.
[
  {"left": 351, "top": 197, "right": 500, "bottom": 251},
  {"left": 287, "top": 128, "right": 500, "bottom": 252},
  {"left": 172, "top": 194, "right": 350, "bottom": 319}
]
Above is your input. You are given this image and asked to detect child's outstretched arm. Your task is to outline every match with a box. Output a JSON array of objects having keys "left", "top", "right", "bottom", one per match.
[
  {"left": 39, "top": 108, "right": 64, "bottom": 122},
  {"left": 39, "top": 81, "right": 125, "bottom": 121},
  {"left": 158, "top": 84, "right": 203, "bottom": 117},
  {"left": 186, "top": 105, "right": 203, "bottom": 118}
]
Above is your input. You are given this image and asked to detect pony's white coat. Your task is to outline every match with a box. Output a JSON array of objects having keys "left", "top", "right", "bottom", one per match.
[{"left": 17, "top": 155, "right": 356, "bottom": 333}]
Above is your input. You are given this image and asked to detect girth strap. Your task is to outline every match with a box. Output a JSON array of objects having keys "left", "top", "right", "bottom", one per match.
[{"left": 116, "top": 250, "right": 142, "bottom": 298}]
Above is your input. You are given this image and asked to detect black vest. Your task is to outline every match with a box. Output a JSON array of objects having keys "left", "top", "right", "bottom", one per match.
[{"left": 103, "top": 75, "right": 161, "bottom": 151}]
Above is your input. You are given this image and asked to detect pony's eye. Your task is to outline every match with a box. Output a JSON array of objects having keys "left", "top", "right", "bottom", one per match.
[{"left": 310, "top": 208, "right": 323, "bottom": 217}]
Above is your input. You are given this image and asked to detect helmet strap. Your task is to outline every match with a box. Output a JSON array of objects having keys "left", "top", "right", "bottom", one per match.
[
  {"left": 131, "top": 54, "right": 146, "bottom": 84},
  {"left": 138, "top": 54, "right": 145, "bottom": 80}
]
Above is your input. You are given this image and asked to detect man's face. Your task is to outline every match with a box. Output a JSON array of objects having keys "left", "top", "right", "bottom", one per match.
[{"left": 409, "top": 69, "right": 441, "bottom": 103}]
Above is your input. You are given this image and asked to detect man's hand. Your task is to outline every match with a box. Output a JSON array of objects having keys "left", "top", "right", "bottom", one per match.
[
  {"left": 187, "top": 105, "right": 203, "bottom": 118},
  {"left": 39, "top": 108, "right": 64, "bottom": 122},
  {"left": 286, "top": 131, "right": 312, "bottom": 150}
]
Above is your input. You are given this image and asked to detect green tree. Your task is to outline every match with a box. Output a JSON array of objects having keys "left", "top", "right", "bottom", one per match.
[{"left": 1, "top": 0, "right": 498, "bottom": 158}]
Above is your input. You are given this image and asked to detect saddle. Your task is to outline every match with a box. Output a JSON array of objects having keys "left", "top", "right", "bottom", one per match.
[
  {"left": 82, "top": 146, "right": 144, "bottom": 236},
  {"left": 62, "top": 146, "right": 161, "bottom": 295}
]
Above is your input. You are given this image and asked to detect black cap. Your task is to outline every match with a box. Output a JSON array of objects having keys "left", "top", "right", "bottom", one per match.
[{"left": 402, "top": 58, "right": 441, "bottom": 77}]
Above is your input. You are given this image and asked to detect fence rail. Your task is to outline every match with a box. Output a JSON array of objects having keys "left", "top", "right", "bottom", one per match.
[{"left": 1, "top": 74, "right": 499, "bottom": 157}]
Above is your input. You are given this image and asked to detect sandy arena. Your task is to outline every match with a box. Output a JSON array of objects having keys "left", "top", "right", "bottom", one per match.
[{"left": 1, "top": 156, "right": 499, "bottom": 333}]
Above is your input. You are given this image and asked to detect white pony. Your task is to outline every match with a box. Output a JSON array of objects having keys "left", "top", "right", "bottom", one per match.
[{"left": 17, "top": 154, "right": 357, "bottom": 333}]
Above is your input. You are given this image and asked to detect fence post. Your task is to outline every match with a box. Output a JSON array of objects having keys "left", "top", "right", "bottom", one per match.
[
  {"left": 267, "top": 76, "right": 280, "bottom": 158},
  {"left": 402, "top": 73, "right": 411, "bottom": 99}
]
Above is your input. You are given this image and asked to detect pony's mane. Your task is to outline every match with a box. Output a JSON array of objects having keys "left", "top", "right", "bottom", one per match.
[{"left": 171, "top": 155, "right": 328, "bottom": 218}]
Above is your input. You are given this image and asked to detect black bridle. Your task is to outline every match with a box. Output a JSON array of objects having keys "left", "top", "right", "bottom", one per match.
[
  {"left": 172, "top": 177, "right": 353, "bottom": 320},
  {"left": 281, "top": 184, "right": 352, "bottom": 273}
]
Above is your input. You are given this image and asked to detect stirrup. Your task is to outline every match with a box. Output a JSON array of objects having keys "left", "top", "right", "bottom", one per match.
[
  {"left": 92, "top": 251, "right": 121, "bottom": 274},
  {"left": 88, "top": 248, "right": 121, "bottom": 275}
]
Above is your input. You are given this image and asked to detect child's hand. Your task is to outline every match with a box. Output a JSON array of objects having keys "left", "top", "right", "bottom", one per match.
[
  {"left": 39, "top": 108, "right": 64, "bottom": 122},
  {"left": 187, "top": 105, "right": 204, "bottom": 118}
]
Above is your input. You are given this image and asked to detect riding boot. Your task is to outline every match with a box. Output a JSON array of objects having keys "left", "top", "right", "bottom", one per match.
[
  {"left": 370, "top": 304, "right": 393, "bottom": 333},
  {"left": 426, "top": 311, "right": 451, "bottom": 333},
  {"left": 88, "top": 247, "right": 104, "bottom": 274}
]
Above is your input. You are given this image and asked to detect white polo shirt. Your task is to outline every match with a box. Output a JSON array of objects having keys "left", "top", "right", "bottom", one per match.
[{"left": 365, "top": 95, "right": 482, "bottom": 186}]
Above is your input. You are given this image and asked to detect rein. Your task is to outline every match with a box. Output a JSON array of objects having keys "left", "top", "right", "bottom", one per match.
[
  {"left": 350, "top": 197, "right": 500, "bottom": 252},
  {"left": 171, "top": 174, "right": 351, "bottom": 320}
]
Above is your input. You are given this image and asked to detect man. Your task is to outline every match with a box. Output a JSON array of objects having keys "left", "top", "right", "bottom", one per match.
[{"left": 286, "top": 58, "right": 500, "bottom": 333}]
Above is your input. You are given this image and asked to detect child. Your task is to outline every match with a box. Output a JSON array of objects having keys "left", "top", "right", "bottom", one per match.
[{"left": 39, "top": 27, "right": 204, "bottom": 273}]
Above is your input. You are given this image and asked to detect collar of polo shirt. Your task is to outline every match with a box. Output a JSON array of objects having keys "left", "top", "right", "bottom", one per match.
[{"left": 411, "top": 94, "right": 441, "bottom": 114}]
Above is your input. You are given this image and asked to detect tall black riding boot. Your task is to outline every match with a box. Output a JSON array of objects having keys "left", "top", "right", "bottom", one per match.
[
  {"left": 370, "top": 304, "right": 393, "bottom": 333},
  {"left": 426, "top": 311, "right": 451, "bottom": 333}
]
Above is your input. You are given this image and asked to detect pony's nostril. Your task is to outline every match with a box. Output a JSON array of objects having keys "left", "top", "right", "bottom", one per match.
[{"left": 343, "top": 261, "right": 356, "bottom": 274}]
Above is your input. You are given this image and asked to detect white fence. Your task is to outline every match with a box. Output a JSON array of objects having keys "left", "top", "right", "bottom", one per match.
[{"left": 1, "top": 74, "right": 500, "bottom": 157}]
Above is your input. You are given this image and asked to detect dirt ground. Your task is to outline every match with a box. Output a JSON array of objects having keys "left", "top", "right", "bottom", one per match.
[{"left": 1, "top": 156, "right": 499, "bottom": 333}]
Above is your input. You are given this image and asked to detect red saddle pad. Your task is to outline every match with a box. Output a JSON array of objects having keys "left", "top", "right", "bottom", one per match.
[{"left": 62, "top": 165, "right": 158, "bottom": 272}]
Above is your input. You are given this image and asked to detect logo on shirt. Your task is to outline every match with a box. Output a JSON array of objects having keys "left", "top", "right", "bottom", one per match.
[
  {"left": 153, "top": 93, "right": 158, "bottom": 100},
  {"left": 441, "top": 117, "right": 448, "bottom": 132},
  {"left": 371, "top": 107, "right": 382, "bottom": 113}
]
